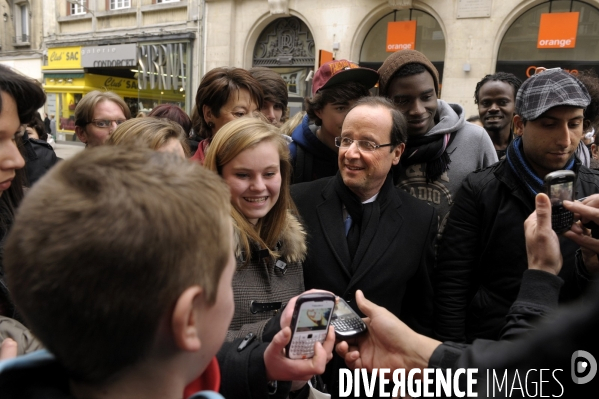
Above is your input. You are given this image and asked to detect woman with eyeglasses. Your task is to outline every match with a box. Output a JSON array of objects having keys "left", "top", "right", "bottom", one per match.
[{"left": 74, "top": 90, "right": 131, "bottom": 147}]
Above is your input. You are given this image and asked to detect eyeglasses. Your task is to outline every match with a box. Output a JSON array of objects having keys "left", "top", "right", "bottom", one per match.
[
  {"left": 335, "top": 137, "right": 393, "bottom": 152},
  {"left": 87, "top": 119, "right": 127, "bottom": 128}
]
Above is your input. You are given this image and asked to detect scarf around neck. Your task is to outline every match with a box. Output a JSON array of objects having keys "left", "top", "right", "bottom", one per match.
[
  {"left": 333, "top": 172, "right": 394, "bottom": 267},
  {"left": 400, "top": 132, "right": 454, "bottom": 183},
  {"left": 506, "top": 136, "right": 575, "bottom": 196}
]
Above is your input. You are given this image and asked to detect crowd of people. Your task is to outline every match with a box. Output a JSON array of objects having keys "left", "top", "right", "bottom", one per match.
[{"left": 0, "top": 48, "right": 597, "bottom": 399}]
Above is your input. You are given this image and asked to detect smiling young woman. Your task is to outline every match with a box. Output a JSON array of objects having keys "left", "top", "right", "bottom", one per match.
[{"left": 204, "top": 117, "right": 307, "bottom": 342}]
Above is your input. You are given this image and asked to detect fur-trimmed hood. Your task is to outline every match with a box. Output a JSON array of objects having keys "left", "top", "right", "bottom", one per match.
[{"left": 234, "top": 210, "right": 307, "bottom": 263}]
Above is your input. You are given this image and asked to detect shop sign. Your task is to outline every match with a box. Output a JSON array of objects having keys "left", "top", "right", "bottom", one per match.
[
  {"left": 138, "top": 42, "right": 187, "bottom": 91},
  {"left": 495, "top": 61, "right": 598, "bottom": 83},
  {"left": 537, "top": 12, "right": 579, "bottom": 49},
  {"left": 87, "top": 74, "right": 140, "bottom": 91},
  {"left": 386, "top": 21, "right": 417, "bottom": 52},
  {"left": 48, "top": 47, "right": 82, "bottom": 69},
  {"left": 319, "top": 50, "right": 333, "bottom": 67},
  {"left": 81, "top": 44, "right": 137, "bottom": 68}
]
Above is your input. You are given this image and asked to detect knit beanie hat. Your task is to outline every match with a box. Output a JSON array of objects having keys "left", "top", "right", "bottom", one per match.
[{"left": 378, "top": 50, "right": 440, "bottom": 96}]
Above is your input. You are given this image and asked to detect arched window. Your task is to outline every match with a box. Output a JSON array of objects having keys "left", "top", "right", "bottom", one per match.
[
  {"left": 497, "top": 0, "right": 599, "bottom": 80},
  {"left": 253, "top": 17, "right": 315, "bottom": 115},
  {"left": 359, "top": 9, "right": 445, "bottom": 78}
]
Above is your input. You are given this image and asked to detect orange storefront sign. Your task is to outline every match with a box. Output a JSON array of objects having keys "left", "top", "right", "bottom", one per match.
[
  {"left": 386, "top": 20, "right": 417, "bottom": 52},
  {"left": 537, "top": 12, "right": 579, "bottom": 49},
  {"left": 319, "top": 50, "right": 334, "bottom": 67}
]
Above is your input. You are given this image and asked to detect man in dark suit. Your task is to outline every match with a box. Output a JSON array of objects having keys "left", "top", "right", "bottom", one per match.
[{"left": 291, "top": 96, "right": 437, "bottom": 398}]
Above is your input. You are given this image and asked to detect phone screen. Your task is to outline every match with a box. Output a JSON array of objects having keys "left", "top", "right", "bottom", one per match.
[
  {"left": 550, "top": 181, "right": 573, "bottom": 205},
  {"left": 334, "top": 298, "right": 355, "bottom": 319},
  {"left": 295, "top": 306, "right": 332, "bottom": 332},
  {"left": 287, "top": 298, "right": 335, "bottom": 359}
]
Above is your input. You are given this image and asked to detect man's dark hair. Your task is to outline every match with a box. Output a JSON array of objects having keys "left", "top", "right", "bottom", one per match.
[
  {"left": 474, "top": 72, "right": 522, "bottom": 105},
  {"left": 0, "top": 64, "right": 46, "bottom": 125},
  {"left": 389, "top": 63, "right": 430, "bottom": 84},
  {"left": 350, "top": 96, "right": 408, "bottom": 149},
  {"left": 27, "top": 112, "right": 48, "bottom": 142},
  {"left": 576, "top": 70, "right": 599, "bottom": 131},
  {"left": 305, "top": 82, "right": 370, "bottom": 126},
  {"left": 249, "top": 67, "right": 288, "bottom": 110}
]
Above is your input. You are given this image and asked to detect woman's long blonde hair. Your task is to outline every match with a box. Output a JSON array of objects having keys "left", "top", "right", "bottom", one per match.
[
  {"left": 204, "top": 118, "right": 294, "bottom": 261},
  {"left": 107, "top": 117, "right": 190, "bottom": 157}
]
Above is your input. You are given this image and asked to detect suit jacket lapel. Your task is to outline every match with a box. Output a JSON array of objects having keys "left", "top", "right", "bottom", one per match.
[
  {"left": 348, "top": 189, "right": 404, "bottom": 288},
  {"left": 316, "top": 180, "right": 352, "bottom": 278}
]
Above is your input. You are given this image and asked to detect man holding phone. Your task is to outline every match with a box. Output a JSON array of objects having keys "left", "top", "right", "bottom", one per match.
[{"left": 435, "top": 68, "right": 599, "bottom": 344}]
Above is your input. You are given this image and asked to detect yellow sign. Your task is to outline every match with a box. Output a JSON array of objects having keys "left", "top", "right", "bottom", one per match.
[
  {"left": 86, "top": 74, "right": 141, "bottom": 92},
  {"left": 47, "top": 47, "right": 82, "bottom": 69}
]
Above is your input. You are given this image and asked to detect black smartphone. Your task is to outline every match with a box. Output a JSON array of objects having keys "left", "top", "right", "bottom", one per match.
[
  {"left": 331, "top": 297, "right": 367, "bottom": 337},
  {"left": 285, "top": 293, "right": 335, "bottom": 359},
  {"left": 544, "top": 170, "right": 576, "bottom": 234}
]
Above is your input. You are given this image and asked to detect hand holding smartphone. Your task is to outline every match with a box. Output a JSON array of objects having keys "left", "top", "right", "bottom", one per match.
[
  {"left": 331, "top": 297, "right": 367, "bottom": 337},
  {"left": 544, "top": 170, "right": 575, "bottom": 234},
  {"left": 285, "top": 293, "right": 335, "bottom": 359}
]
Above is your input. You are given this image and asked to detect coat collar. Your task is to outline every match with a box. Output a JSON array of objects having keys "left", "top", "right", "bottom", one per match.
[{"left": 316, "top": 177, "right": 404, "bottom": 284}]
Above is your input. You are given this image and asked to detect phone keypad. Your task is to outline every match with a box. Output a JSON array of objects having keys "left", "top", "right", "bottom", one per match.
[
  {"left": 332, "top": 318, "right": 364, "bottom": 332},
  {"left": 552, "top": 210, "right": 573, "bottom": 231},
  {"left": 289, "top": 333, "right": 327, "bottom": 359}
]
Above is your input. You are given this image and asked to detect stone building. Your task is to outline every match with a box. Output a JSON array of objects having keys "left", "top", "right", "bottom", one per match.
[
  {"left": 0, "top": 0, "right": 44, "bottom": 84},
  {"left": 42, "top": 0, "right": 202, "bottom": 140},
  {"left": 203, "top": 0, "right": 599, "bottom": 116}
]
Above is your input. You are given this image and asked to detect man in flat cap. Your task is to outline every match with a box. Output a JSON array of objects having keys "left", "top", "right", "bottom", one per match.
[{"left": 435, "top": 68, "right": 599, "bottom": 343}]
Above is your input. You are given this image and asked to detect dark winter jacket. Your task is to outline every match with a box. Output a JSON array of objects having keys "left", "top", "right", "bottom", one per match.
[
  {"left": 289, "top": 114, "right": 338, "bottom": 184},
  {"left": 435, "top": 158, "right": 599, "bottom": 343}
]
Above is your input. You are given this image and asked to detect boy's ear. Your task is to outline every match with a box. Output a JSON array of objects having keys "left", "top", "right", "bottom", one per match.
[
  {"left": 513, "top": 115, "right": 524, "bottom": 137},
  {"left": 171, "top": 286, "right": 204, "bottom": 352}
]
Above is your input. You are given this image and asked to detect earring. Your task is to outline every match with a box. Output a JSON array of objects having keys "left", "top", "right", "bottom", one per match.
[{"left": 208, "top": 121, "right": 215, "bottom": 129}]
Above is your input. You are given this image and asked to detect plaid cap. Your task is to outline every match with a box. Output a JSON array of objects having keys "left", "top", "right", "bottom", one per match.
[
  {"left": 312, "top": 59, "right": 379, "bottom": 96},
  {"left": 516, "top": 69, "right": 590, "bottom": 120}
]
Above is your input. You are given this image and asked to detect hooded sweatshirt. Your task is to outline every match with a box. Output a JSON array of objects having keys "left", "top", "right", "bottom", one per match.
[
  {"left": 394, "top": 99, "right": 498, "bottom": 235},
  {"left": 289, "top": 114, "right": 338, "bottom": 183}
]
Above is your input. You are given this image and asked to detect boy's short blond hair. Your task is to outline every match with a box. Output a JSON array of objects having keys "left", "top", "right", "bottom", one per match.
[
  {"left": 107, "top": 117, "right": 191, "bottom": 157},
  {"left": 5, "top": 147, "right": 231, "bottom": 384}
]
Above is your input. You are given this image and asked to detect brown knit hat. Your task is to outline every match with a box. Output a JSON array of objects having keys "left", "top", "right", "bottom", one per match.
[{"left": 378, "top": 50, "right": 440, "bottom": 96}]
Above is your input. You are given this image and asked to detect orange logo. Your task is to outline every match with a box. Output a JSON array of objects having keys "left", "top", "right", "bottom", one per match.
[
  {"left": 329, "top": 60, "right": 359, "bottom": 75},
  {"left": 537, "top": 12, "right": 579, "bottom": 49},
  {"left": 386, "top": 21, "right": 417, "bottom": 53}
]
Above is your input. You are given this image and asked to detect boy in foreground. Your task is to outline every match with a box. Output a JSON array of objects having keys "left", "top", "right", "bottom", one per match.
[{"left": 0, "top": 147, "right": 333, "bottom": 398}]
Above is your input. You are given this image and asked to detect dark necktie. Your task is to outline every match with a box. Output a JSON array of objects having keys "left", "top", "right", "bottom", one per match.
[{"left": 346, "top": 215, "right": 360, "bottom": 262}]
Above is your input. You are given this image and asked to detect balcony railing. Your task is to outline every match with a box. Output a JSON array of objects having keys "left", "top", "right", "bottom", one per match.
[{"left": 12, "top": 34, "right": 30, "bottom": 45}]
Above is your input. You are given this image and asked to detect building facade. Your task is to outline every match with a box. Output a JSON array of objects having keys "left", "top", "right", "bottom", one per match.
[
  {"left": 203, "top": 0, "right": 599, "bottom": 117},
  {"left": 42, "top": 0, "right": 202, "bottom": 140},
  {"left": 0, "top": 0, "right": 44, "bottom": 86}
]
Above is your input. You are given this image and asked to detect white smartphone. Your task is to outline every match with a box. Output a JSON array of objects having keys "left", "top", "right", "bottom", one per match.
[{"left": 285, "top": 293, "right": 335, "bottom": 360}]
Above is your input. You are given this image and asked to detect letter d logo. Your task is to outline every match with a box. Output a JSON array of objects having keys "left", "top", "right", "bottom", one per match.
[{"left": 571, "top": 350, "right": 597, "bottom": 384}]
